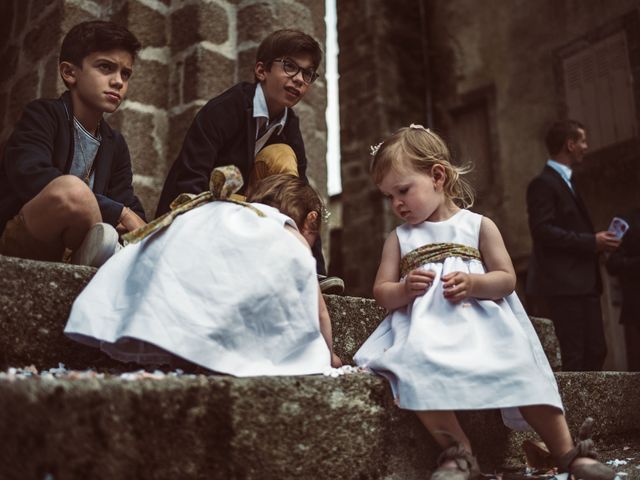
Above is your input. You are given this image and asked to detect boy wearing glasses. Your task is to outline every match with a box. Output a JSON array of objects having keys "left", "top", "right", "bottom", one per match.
[{"left": 156, "top": 29, "right": 336, "bottom": 283}]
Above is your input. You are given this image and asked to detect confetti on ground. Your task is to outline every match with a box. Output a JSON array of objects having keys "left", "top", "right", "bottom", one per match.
[
  {"left": 0, "top": 364, "right": 197, "bottom": 381},
  {"left": 321, "top": 365, "right": 362, "bottom": 377}
]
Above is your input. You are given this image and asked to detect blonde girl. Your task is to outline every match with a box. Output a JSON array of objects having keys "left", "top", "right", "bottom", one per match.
[{"left": 354, "top": 125, "right": 615, "bottom": 480}]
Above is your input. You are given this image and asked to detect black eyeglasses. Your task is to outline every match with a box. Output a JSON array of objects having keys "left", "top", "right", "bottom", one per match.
[{"left": 272, "top": 58, "right": 319, "bottom": 84}]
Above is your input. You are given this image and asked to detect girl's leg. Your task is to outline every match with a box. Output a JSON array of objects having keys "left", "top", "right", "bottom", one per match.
[
  {"left": 415, "top": 410, "right": 472, "bottom": 451},
  {"left": 416, "top": 411, "right": 479, "bottom": 480},
  {"left": 519, "top": 405, "right": 604, "bottom": 469}
]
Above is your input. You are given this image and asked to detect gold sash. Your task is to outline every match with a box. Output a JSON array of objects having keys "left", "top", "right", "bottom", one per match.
[
  {"left": 400, "top": 242, "right": 481, "bottom": 278},
  {"left": 123, "top": 165, "right": 264, "bottom": 245}
]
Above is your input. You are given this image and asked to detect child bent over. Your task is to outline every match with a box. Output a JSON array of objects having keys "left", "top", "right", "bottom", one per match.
[
  {"left": 65, "top": 168, "right": 342, "bottom": 375},
  {"left": 0, "top": 20, "right": 146, "bottom": 267}
]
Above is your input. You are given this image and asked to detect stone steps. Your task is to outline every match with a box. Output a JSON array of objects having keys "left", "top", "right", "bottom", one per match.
[
  {"left": 2, "top": 255, "right": 638, "bottom": 479},
  {"left": 0, "top": 255, "right": 561, "bottom": 371},
  {"left": 1, "top": 371, "right": 639, "bottom": 480}
]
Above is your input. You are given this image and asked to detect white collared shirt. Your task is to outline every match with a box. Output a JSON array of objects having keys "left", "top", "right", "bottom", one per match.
[
  {"left": 546, "top": 159, "right": 573, "bottom": 192},
  {"left": 253, "top": 83, "right": 288, "bottom": 155}
]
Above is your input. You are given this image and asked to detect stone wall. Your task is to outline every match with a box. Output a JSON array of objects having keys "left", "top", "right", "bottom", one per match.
[
  {"left": 337, "top": 0, "right": 427, "bottom": 297},
  {"left": 0, "top": 0, "right": 327, "bottom": 220}
]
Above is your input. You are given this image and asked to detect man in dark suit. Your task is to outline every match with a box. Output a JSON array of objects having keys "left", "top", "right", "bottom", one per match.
[{"left": 526, "top": 120, "right": 620, "bottom": 371}]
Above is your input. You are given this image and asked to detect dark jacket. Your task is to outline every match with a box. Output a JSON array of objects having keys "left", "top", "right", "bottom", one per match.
[
  {"left": 526, "top": 165, "right": 600, "bottom": 296},
  {"left": 156, "top": 82, "right": 308, "bottom": 216},
  {"left": 156, "top": 82, "right": 326, "bottom": 274},
  {"left": 0, "top": 91, "right": 146, "bottom": 234},
  {"left": 606, "top": 208, "right": 640, "bottom": 325}
]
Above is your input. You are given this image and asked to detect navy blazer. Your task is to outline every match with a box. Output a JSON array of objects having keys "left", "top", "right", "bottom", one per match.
[
  {"left": 526, "top": 165, "right": 600, "bottom": 296},
  {"left": 156, "top": 82, "right": 308, "bottom": 216},
  {"left": 0, "top": 91, "right": 146, "bottom": 234}
]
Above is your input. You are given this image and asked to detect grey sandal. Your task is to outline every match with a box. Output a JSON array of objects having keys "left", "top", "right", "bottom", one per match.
[
  {"left": 431, "top": 439, "right": 481, "bottom": 480},
  {"left": 556, "top": 417, "right": 616, "bottom": 480}
]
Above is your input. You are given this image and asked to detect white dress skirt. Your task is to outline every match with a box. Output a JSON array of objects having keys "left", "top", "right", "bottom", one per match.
[
  {"left": 353, "top": 209, "right": 563, "bottom": 430},
  {"left": 65, "top": 201, "right": 331, "bottom": 377}
]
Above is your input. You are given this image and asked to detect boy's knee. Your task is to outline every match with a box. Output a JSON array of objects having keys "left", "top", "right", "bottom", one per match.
[{"left": 45, "top": 175, "right": 97, "bottom": 217}]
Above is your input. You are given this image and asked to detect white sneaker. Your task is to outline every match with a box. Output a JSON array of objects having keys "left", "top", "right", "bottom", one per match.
[{"left": 71, "top": 223, "right": 120, "bottom": 268}]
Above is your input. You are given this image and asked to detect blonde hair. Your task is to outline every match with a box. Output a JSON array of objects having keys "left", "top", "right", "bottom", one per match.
[
  {"left": 370, "top": 126, "right": 475, "bottom": 208},
  {"left": 246, "top": 174, "right": 323, "bottom": 233}
]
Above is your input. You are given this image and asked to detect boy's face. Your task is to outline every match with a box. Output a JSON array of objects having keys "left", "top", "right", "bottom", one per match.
[
  {"left": 255, "top": 53, "right": 316, "bottom": 117},
  {"left": 60, "top": 49, "right": 133, "bottom": 119}
]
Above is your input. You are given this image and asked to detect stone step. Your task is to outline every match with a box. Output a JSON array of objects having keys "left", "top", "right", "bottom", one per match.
[
  {"left": 1, "top": 371, "right": 639, "bottom": 480},
  {"left": 0, "top": 255, "right": 561, "bottom": 371}
]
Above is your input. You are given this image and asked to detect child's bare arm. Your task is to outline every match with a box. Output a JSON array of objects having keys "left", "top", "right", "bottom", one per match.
[
  {"left": 285, "top": 224, "right": 341, "bottom": 367},
  {"left": 318, "top": 288, "right": 342, "bottom": 367},
  {"left": 442, "top": 216, "right": 516, "bottom": 302},
  {"left": 373, "top": 232, "right": 435, "bottom": 310}
]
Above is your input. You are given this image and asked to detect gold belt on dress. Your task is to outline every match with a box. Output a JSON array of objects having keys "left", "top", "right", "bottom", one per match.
[{"left": 400, "top": 242, "right": 481, "bottom": 278}]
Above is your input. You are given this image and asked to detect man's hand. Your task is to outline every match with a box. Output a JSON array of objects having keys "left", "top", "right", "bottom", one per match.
[
  {"left": 331, "top": 352, "right": 343, "bottom": 368},
  {"left": 118, "top": 207, "right": 146, "bottom": 233},
  {"left": 595, "top": 231, "right": 621, "bottom": 253},
  {"left": 403, "top": 269, "right": 436, "bottom": 300}
]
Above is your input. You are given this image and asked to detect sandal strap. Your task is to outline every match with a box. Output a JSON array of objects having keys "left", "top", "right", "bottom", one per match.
[
  {"left": 557, "top": 417, "right": 599, "bottom": 473},
  {"left": 435, "top": 433, "right": 479, "bottom": 477}
]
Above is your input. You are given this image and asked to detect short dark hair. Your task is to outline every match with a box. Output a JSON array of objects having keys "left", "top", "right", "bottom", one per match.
[
  {"left": 59, "top": 21, "right": 141, "bottom": 67},
  {"left": 545, "top": 119, "right": 585, "bottom": 156},
  {"left": 256, "top": 29, "right": 322, "bottom": 71}
]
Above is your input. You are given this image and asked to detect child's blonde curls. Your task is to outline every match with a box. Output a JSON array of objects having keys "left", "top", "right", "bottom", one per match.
[{"left": 370, "top": 125, "right": 475, "bottom": 208}]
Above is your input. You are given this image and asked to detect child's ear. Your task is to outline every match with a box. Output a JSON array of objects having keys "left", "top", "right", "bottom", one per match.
[
  {"left": 431, "top": 164, "right": 446, "bottom": 186},
  {"left": 59, "top": 61, "right": 77, "bottom": 86},
  {"left": 303, "top": 211, "right": 319, "bottom": 231},
  {"left": 254, "top": 61, "right": 267, "bottom": 82}
]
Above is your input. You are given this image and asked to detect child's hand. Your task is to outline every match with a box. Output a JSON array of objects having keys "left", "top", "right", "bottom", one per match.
[
  {"left": 403, "top": 269, "right": 436, "bottom": 300},
  {"left": 331, "top": 352, "right": 343, "bottom": 368},
  {"left": 442, "top": 271, "right": 472, "bottom": 303}
]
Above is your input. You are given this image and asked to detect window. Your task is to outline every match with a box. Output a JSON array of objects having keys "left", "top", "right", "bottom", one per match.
[{"left": 563, "top": 31, "right": 637, "bottom": 151}]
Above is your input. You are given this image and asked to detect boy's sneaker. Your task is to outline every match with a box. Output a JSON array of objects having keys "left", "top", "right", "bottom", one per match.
[
  {"left": 318, "top": 275, "right": 345, "bottom": 295},
  {"left": 71, "top": 223, "right": 120, "bottom": 268}
]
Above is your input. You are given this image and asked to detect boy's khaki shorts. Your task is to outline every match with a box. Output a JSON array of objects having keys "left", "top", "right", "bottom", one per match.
[{"left": 0, "top": 213, "right": 65, "bottom": 261}]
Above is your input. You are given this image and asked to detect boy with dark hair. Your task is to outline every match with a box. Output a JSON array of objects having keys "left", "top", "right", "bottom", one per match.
[
  {"left": 156, "top": 29, "right": 343, "bottom": 293},
  {"left": 0, "top": 20, "right": 147, "bottom": 267}
]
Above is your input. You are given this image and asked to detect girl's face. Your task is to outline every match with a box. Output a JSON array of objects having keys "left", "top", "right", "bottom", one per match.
[{"left": 378, "top": 164, "right": 446, "bottom": 224}]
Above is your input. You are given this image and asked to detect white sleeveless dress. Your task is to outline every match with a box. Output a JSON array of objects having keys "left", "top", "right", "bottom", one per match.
[
  {"left": 354, "top": 209, "right": 563, "bottom": 430},
  {"left": 64, "top": 201, "right": 331, "bottom": 377}
]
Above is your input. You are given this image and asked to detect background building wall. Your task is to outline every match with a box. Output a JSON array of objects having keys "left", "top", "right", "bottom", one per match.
[
  {"left": 337, "top": 0, "right": 427, "bottom": 297},
  {"left": 0, "top": 0, "right": 328, "bottom": 221}
]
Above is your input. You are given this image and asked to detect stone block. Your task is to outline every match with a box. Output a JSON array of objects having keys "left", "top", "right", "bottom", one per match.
[
  {"left": 41, "top": 53, "right": 64, "bottom": 99},
  {"left": 170, "top": 2, "right": 228, "bottom": 54},
  {"left": 0, "top": 256, "right": 562, "bottom": 372},
  {"left": 112, "top": 108, "right": 163, "bottom": 180},
  {"left": 0, "top": 46, "right": 19, "bottom": 84},
  {"left": 237, "top": 47, "right": 257, "bottom": 83},
  {"left": 0, "top": 371, "right": 639, "bottom": 479},
  {"left": 131, "top": 178, "right": 163, "bottom": 222},
  {"left": 60, "top": 3, "right": 97, "bottom": 34},
  {"left": 30, "top": 0, "right": 57, "bottom": 21},
  {"left": 23, "top": 14, "right": 62, "bottom": 63},
  {"left": 0, "top": 0, "right": 15, "bottom": 40},
  {"left": 8, "top": 70, "right": 38, "bottom": 125},
  {"left": 237, "top": 2, "right": 313, "bottom": 45},
  {"left": 14, "top": 0, "right": 29, "bottom": 35},
  {"left": 127, "top": 58, "right": 169, "bottom": 109},
  {"left": 182, "top": 46, "right": 235, "bottom": 104},
  {"left": 119, "top": 0, "right": 167, "bottom": 48}
]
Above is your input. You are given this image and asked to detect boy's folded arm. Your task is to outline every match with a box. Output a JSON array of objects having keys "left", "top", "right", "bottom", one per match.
[{"left": 3, "top": 100, "right": 64, "bottom": 203}]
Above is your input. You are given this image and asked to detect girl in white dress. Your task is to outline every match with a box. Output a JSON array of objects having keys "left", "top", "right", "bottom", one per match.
[
  {"left": 354, "top": 125, "right": 614, "bottom": 480},
  {"left": 65, "top": 172, "right": 342, "bottom": 376}
]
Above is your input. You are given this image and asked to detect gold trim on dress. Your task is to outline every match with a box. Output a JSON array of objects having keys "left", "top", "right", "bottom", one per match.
[{"left": 400, "top": 242, "right": 481, "bottom": 277}]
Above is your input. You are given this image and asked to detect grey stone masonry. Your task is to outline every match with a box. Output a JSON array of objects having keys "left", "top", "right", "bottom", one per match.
[
  {"left": 0, "top": 372, "right": 639, "bottom": 479},
  {"left": 0, "top": 255, "right": 560, "bottom": 371},
  {"left": 0, "top": 0, "right": 328, "bottom": 223}
]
